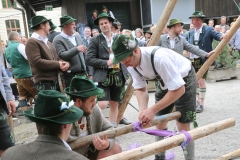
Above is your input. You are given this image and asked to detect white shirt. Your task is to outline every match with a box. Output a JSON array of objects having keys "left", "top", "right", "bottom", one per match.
[
  {"left": 127, "top": 47, "right": 191, "bottom": 90},
  {"left": 61, "top": 139, "right": 72, "bottom": 150},
  {"left": 60, "top": 31, "right": 77, "bottom": 46},
  {"left": 6, "top": 43, "right": 28, "bottom": 68},
  {"left": 102, "top": 33, "right": 115, "bottom": 68},
  {"left": 194, "top": 25, "right": 203, "bottom": 41},
  {"left": 31, "top": 32, "right": 49, "bottom": 46},
  {"left": 84, "top": 36, "right": 91, "bottom": 44},
  {"left": 192, "top": 25, "right": 203, "bottom": 58},
  {"left": 78, "top": 116, "right": 88, "bottom": 137},
  {"left": 167, "top": 34, "right": 177, "bottom": 49}
]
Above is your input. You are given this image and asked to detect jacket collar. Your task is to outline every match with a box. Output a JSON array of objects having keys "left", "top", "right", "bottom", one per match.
[{"left": 166, "top": 34, "right": 180, "bottom": 48}]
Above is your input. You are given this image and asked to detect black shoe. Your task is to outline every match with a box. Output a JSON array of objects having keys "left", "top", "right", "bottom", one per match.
[
  {"left": 119, "top": 118, "right": 131, "bottom": 125},
  {"left": 154, "top": 154, "right": 165, "bottom": 160},
  {"left": 196, "top": 105, "right": 204, "bottom": 113}
]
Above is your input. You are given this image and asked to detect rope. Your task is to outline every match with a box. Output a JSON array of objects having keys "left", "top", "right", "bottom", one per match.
[{"left": 131, "top": 121, "right": 192, "bottom": 158}]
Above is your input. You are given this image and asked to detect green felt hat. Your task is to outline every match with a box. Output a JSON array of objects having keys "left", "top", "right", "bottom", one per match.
[
  {"left": 189, "top": 11, "right": 205, "bottom": 19},
  {"left": 49, "top": 20, "right": 57, "bottom": 30},
  {"left": 102, "top": 5, "right": 107, "bottom": 10},
  {"left": 94, "top": 12, "right": 114, "bottom": 25},
  {"left": 112, "top": 34, "right": 138, "bottom": 64},
  {"left": 59, "top": 15, "right": 77, "bottom": 27},
  {"left": 167, "top": 19, "right": 184, "bottom": 28},
  {"left": 144, "top": 30, "right": 152, "bottom": 35},
  {"left": 30, "top": 16, "right": 51, "bottom": 29},
  {"left": 65, "top": 76, "right": 104, "bottom": 97},
  {"left": 24, "top": 90, "right": 83, "bottom": 124}
]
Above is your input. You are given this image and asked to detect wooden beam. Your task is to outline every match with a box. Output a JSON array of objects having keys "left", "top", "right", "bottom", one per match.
[
  {"left": 117, "top": 0, "right": 179, "bottom": 124},
  {"left": 100, "top": 118, "right": 236, "bottom": 160},
  {"left": 69, "top": 111, "right": 181, "bottom": 149},
  {"left": 196, "top": 15, "right": 240, "bottom": 81},
  {"left": 215, "top": 148, "right": 240, "bottom": 160}
]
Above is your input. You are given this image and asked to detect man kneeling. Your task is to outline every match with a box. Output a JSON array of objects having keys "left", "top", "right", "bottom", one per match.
[
  {"left": 1, "top": 90, "right": 88, "bottom": 160},
  {"left": 65, "top": 76, "right": 122, "bottom": 160}
]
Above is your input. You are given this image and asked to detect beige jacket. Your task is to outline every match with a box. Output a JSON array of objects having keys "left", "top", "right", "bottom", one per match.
[{"left": 67, "top": 106, "right": 115, "bottom": 155}]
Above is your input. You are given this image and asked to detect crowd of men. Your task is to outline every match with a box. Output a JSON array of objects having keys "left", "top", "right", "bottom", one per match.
[{"left": 0, "top": 5, "right": 236, "bottom": 160}]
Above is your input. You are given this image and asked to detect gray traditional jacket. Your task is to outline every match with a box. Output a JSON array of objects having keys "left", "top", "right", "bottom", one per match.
[
  {"left": 67, "top": 106, "right": 115, "bottom": 155},
  {"left": 1, "top": 135, "right": 88, "bottom": 160},
  {"left": 53, "top": 34, "right": 86, "bottom": 74},
  {"left": 0, "top": 51, "right": 13, "bottom": 114},
  {"left": 86, "top": 33, "right": 129, "bottom": 82},
  {"left": 157, "top": 34, "right": 207, "bottom": 58}
]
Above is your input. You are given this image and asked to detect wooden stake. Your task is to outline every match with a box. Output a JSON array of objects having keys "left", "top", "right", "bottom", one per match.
[
  {"left": 100, "top": 118, "right": 236, "bottom": 160},
  {"left": 196, "top": 15, "right": 240, "bottom": 81},
  {"left": 117, "top": 79, "right": 134, "bottom": 123},
  {"left": 117, "top": 0, "right": 179, "bottom": 124},
  {"left": 69, "top": 111, "right": 181, "bottom": 149},
  {"left": 215, "top": 148, "right": 240, "bottom": 160}
]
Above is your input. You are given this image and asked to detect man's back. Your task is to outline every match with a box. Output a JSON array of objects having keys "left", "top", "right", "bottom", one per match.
[{"left": 1, "top": 135, "right": 88, "bottom": 160}]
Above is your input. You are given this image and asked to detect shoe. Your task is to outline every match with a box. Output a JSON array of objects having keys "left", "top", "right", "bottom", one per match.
[
  {"left": 196, "top": 101, "right": 200, "bottom": 109},
  {"left": 119, "top": 118, "right": 131, "bottom": 125},
  {"left": 154, "top": 154, "right": 165, "bottom": 160},
  {"left": 196, "top": 105, "right": 204, "bottom": 113}
]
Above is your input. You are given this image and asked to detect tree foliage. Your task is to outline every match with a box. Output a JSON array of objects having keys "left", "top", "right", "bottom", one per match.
[{"left": 212, "top": 40, "right": 239, "bottom": 70}]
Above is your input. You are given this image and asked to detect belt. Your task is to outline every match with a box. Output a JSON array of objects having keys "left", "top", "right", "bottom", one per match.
[{"left": 36, "top": 80, "right": 57, "bottom": 85}]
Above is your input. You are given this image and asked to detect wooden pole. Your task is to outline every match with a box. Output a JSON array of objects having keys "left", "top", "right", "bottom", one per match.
[
  {"left": 117, "top": 0, "right": 179, "bottom": 124},
  {"left": 196, "top": 15, "right": 240, "bottom": 80},
  {"left": 117, "top": 79, "right": 134, "bottom": 123},
  {"left": 69, "top": 111, "right": 181, "bottom": 149},
  {"left": 100, "top": 118, "right": 236, "bottom": 160},
  {"left": 215, "top": 148, "right": 240, "bottom": 160},
  {"left": 8, "top": 116, "right": 15, "bottom": 137}
]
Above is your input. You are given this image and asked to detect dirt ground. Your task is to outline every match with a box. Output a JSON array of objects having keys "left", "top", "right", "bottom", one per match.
[{"left": 13, "top": 78, "right": 240, "bottom": 160}]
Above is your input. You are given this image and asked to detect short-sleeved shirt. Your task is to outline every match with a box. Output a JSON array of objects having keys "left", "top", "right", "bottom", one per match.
[{"left": 127, "top": 46, "right": 191, "bottom": 90}]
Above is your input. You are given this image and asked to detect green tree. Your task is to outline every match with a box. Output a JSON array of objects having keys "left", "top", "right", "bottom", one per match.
[{"left": 212, "top": 40, "right": 239, "bottom": 70}]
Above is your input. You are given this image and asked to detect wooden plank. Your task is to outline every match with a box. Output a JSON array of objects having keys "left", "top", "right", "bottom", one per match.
[
  {"left": 100, "top": 118, "right": 236, "bottom": 160},
  {"left": 69, "top": 112, "right": 181, "bottom": 149},
  {"left": 216, "top": 148, "right": 240, "bottom": 160}
]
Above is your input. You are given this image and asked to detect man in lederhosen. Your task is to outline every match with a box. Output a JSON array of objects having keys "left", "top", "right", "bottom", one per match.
[
  {"left": 86, "top": 13, "right": 131, "bottom": 127},
  {"left": 112, "top": 34, "right": 196, "bottom": 160},
  {"left": 188, "top": 11, "right": 223, "bottom": 113},
  {"left": 53, "top": 15, "right": 87, "bottom": 87},
  {"left": 26, "top": 16, "right": 70, "bottom": 93}
]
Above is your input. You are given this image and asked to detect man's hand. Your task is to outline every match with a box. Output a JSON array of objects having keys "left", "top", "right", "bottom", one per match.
[
  {"left": 59, "top": 61, "right": 70, "bottom": 72},
  {"left": 220, "top": 33, "right": 227, "bottom": 40},
  {"left": 7, "top": 100, "right": 16, "bottom": 116},
  {"left": 138, "top": 107, "right": 156, "bottom": 126},
  {"left": 107, "top": 59, "right": 113, "bottom": 66},
  {"left": 206, "top": 50, "right": 215, "bottom": 58},
  {"left": 77, "top": 45, "right": 87, "bottom": 53},
  {"left": 93, "top": 133, "right": 110, "bottom": 150}
]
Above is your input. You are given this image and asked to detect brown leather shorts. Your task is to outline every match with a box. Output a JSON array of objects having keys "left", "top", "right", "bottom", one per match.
[{"left": 15, "top": 77, "right": 37, "bottom": 97}]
